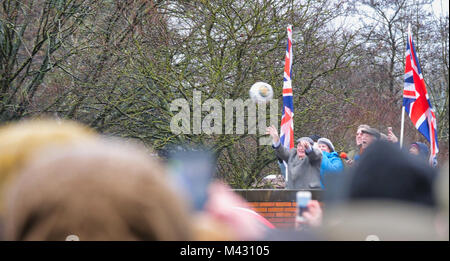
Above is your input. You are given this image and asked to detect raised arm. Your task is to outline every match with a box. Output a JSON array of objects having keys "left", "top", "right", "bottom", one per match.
[
  {"left": 266, "top": 125, "right": 290, "bottom": 162},
  {"left": 306, "top": 146, "right": 322, "bottom": 165}
]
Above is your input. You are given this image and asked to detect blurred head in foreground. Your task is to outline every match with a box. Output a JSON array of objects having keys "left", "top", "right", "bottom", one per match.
[
  {"left": 322, "top": 140, "right": 440, "bottom": 240},
  {"left": 345, "top": 140, "right": 436, "bottom": 206},
  {"left": 4, "top": 140, "right": 193, "bottom": 241},
  {"left": 0, "top": 119, "right": 97, "bottom": 212},
  {"left": 434, "top": 162, "right": 449, "bottom": 240}
]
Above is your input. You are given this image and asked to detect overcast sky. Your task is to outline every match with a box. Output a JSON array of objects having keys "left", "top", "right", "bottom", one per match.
[{"left": 432, "top": 0, "right": 449, "bottom": 16}]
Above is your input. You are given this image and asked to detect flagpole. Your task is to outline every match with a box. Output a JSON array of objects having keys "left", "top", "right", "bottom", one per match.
[
  {"left": 400, "top": 24, "right": 411, "bottom": 149},
  {"left": 400, "top": 106, "right": 405, "bottom": 148}
]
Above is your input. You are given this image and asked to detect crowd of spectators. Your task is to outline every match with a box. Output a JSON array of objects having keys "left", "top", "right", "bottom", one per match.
[{"left": 0, "top": 119, "right": 447, "bottom": 241}]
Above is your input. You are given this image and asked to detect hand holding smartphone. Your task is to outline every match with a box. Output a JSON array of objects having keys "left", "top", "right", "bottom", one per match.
[
  {"left": 296, "top": 191, "right": 312, "bottom": 223},
  {"left": 387, "top": 127, "right": 398, "bottom": 143},
  {"left": 295, "top": 191, "right": 323, "bottom": 229}
]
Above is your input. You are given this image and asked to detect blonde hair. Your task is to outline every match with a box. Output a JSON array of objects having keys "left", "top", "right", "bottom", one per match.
[
  {"left": 0, "top": 119, "right": 97, "bottom": 212},
  {"left": 4, "top": 140, "right": 193, "bottom": 240}
]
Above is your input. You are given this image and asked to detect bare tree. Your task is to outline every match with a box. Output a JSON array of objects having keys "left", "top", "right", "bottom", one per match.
[{"left": 0, "top": 0, "right": 93, "bottom": 121}]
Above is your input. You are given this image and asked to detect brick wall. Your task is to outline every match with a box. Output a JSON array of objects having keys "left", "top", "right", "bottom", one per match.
[
  {"left": 233, "top": 189, "right": 322, "bottom": 229},
  {"left": 248, "top": 201, "right": 297, "bottom": 228}
]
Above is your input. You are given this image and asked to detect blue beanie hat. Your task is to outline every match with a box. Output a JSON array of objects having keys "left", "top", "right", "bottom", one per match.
[{"left": 411, "top": 142, "right": 429, "bottom": 160}]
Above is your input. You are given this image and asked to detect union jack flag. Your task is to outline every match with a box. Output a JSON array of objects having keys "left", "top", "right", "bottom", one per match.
[
  {"left": 403, "top": 25, "right": 438, "bottom": 166},
  {"left": 280, "top": 25, "right": 294, "bottom": 151}
]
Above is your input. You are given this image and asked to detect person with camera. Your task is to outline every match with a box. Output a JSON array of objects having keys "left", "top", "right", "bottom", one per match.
[{"left": 266, "top": 125, "right": 322, "bottom": 190}]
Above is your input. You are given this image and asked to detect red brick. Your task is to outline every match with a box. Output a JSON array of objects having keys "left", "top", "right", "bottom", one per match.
[
  {"left": 260, "top": 212, "right": 275, "bottom": 217},
  {"left": 283, "top": 207, "right": 296, "bottom": 212},
  {"left": 267, "top": 207, "right": 284, "bottom": 212},
  {"left": 259, "top": 202, "right": 276, "bottom": 207},
  {"left": 265, "top": 218, "right": 276, "bottom": 223},
  {"left": 266, "top": 217, "right": 284, "bottom": 223},
  {"left": 251, "top": 207, "right": 267, "bottom": 213},
  {"left": 270, "top": 218, "right": 294, "bottom": 224},
  {"left": 266, "top": 215, "right": 297, "bottom": 224},
  {"left": 275, "top": 202, "right": 292, "bottom": 207},
  {"left": 276, "top": 212, "right": 295, "bottom": 217}
]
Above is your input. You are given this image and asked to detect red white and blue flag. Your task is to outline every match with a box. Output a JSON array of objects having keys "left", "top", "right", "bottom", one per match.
[
  {"left": 403, "top": 25, "right": 438, "bottom": 166},
  {"left": 280, "top": 25, "right": 294, "bottom": 151}
]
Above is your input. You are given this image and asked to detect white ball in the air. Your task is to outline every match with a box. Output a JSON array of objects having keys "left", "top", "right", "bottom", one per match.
[{"left": 249, "top": 82, "right": 273, "bottom": 104}]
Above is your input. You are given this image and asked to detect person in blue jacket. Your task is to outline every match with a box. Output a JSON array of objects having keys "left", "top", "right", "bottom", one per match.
[{"left": 317, "top": 137, "right": 344, "bottom": 188}]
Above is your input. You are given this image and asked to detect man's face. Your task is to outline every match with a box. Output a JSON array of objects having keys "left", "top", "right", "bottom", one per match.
[
  {"left": 409, "top": 145, "right": 420, "bottom": 155},
  {"left": 356, "top": 129, "right": 364, "bottom": 146},
  {"left": 361, "top": 133, "right": 375, "bottom": 149},
  {"left": 318, "top": 143, "right": 330, "bottom": 153},
  {"left": 297, "top": 142, "right": 306, "bottom": 159}
]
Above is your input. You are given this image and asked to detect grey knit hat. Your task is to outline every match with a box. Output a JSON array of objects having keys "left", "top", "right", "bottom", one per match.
[
  {"left": 296, "top": 137, "right": 314, "bottom": 146},
  {"left": 317, "top": 137, "right": 335, "bottom": 152},
  {"left": 361, "top": 127, "right": 381, "bottom": 139}
]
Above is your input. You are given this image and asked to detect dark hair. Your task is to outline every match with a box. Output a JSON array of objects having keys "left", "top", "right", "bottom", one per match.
[{"left": 309, "top": 134, "right": 321, "bottom": 142}]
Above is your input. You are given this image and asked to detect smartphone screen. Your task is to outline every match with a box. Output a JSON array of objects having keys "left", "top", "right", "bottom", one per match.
[
  {"left": 296, "top": 191, "right": 312, "bottom": 220},
  {"left": 168, "top": 149, "right": 215, "bottom": 212}
]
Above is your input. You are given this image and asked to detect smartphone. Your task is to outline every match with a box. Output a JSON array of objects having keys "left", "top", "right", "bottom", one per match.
[
  {"left": 168, "top": 149, "right": 215, "bottom": 212},
  {"left": 296, "top": 191, "right": 312, "bottom": 221}
]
